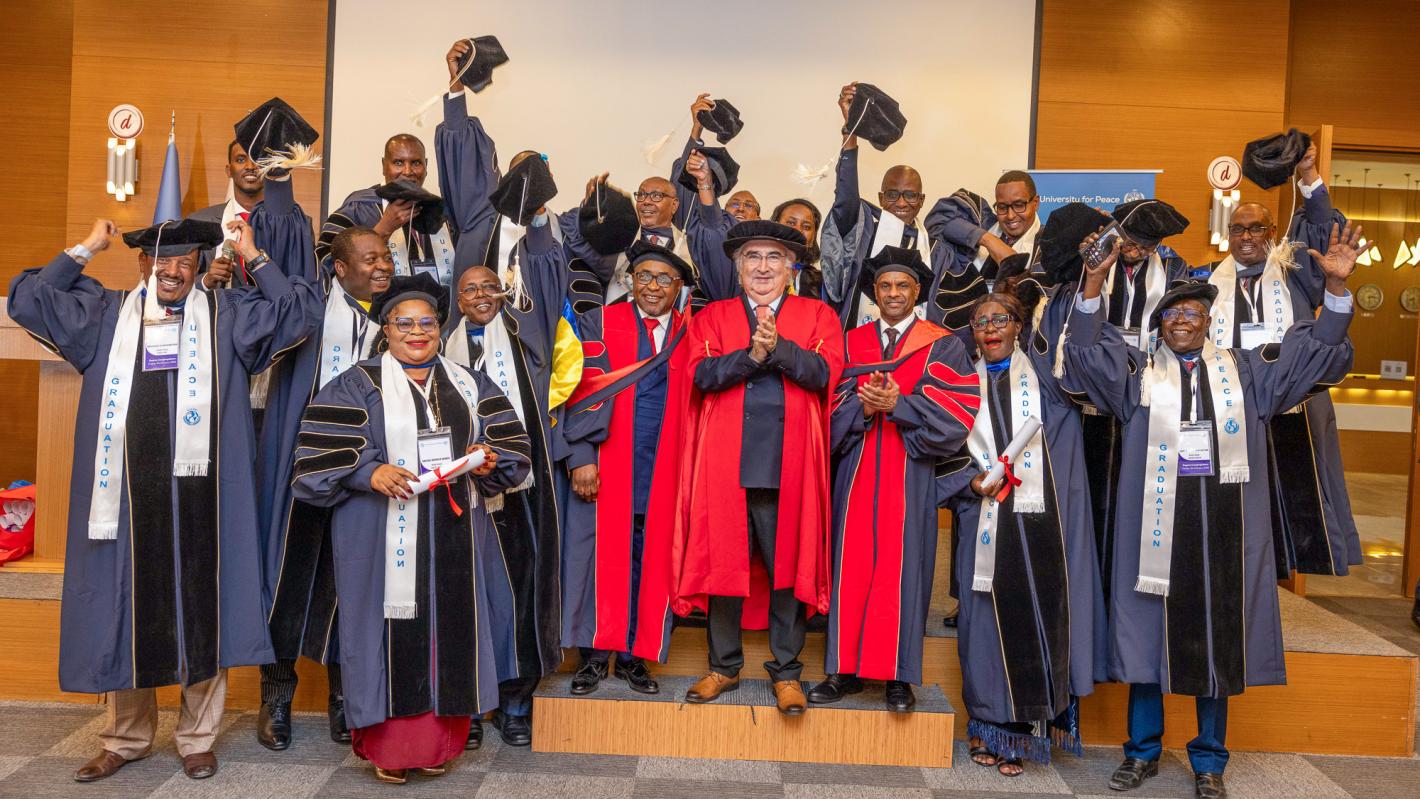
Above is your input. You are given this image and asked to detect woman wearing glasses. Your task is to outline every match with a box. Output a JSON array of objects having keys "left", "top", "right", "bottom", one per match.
[
  {"left": 292, "top": 274, "right": 532, "bottom": 784},
  {"left": 936, "top": 269, "right": 1106, "bottom": 779}
]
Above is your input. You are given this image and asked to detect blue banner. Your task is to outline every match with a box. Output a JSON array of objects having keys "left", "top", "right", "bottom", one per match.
[{"left": 1027, "top": 170, "right": 1160, "bottom": 223}]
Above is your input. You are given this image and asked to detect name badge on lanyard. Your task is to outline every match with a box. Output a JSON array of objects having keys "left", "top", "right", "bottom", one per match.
[
  {"left": 413, "top": 261, "right": 453, "bottom": 287},
  {"left": 417, "top": 426, "right": 454, "bottom": 472},
  {"left": 1119, "top": 326, "right": 1142, "bottom": 351},
  {"left": 1239, "top": 322, "right": 1272, "bottom": 350},
  {"left": 1178, "top": 421, "right": 1215, "bottom": 477},
  {"left": 142, "top": 318, "right": 181, "bottom": 371}
]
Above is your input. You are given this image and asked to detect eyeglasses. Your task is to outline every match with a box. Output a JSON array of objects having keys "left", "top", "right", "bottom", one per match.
[
  {"left": 993, "top": 198, "right": 1036, "bottom": 215},
  {"left": 1160, "top": 308, "right": 1207, "bottom": 323},
  {"left": 1227, "top": 223, "right": 1274, "bottom": 238},
  {"left": 458, "top": 282, "right": 501, "bottom": 297},
  {"left": 970, "top": 313, "right": 1017, "bottom": 330},
  {"left": 882, "top": 190, "right": 923, "bottom": 204},
  {"left": 1120, "top": 236, "right": 1158, "bottom": 255},
  {"left": 727, "top": 199, "right": 760, "bottom": 213},
  {"left": 634, "top": 191, "right": 672, "bottom": 203},
  {"left": 738, "top": 251, "right": 789, "bottom": 267},
  {"left": 390, "top": 316, "right": 440, "bottom": 334},
  {"left": 633, "top": 271, "right": 680, "bottom": 287}
]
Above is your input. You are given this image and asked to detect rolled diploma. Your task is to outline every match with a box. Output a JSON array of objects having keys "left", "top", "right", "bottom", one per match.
[
  {"left": 405, "top": 450, "right": 488, "bottom": 496},
  {"left": 982, "top": 415, "right": 1043, "bottom": 487}
]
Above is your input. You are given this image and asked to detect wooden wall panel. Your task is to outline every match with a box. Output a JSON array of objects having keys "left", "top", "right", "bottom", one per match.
[{"left": 64, "top": 0, "right": 328, "bottom": 289}]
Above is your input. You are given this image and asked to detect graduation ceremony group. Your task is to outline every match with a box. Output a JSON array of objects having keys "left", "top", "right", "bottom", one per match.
[{"left": 17, "top": 35, "right": 1374, "bottom": 799}]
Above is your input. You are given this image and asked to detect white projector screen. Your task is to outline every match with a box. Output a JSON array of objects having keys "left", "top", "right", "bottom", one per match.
[{"left": 326, "top": 0, "right": 1038, "bottom": 222}]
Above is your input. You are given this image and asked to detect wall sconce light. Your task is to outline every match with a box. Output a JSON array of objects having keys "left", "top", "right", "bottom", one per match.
[
  {"left": 106, "top": 104, "right": 144, "bottom": 203},
  {"left": 1208, "top": 187, "right": 1240, "bottom": 252}
]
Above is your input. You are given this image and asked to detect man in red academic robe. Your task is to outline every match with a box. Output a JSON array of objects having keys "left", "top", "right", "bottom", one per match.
[
  {"left": 672, "top": 220, "right": 844, "bottom": 715},
  {"left": 559, "top": 242, "right": 698, "bottom": 695}
]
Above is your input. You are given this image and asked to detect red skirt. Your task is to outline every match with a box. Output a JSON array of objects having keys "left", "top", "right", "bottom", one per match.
[{"left": 351, "top": 710, "right": 470, "bottom": 770}]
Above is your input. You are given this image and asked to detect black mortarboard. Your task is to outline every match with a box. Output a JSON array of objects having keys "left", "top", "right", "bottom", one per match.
[
  {"left": 233, "top": 97, "right": 319, "bottom": 160},
  {"left": 697, "top": 98, "right": 744, "bottom": 144},
  {"left": 844, "top": 83, "right": 907, "bottom": 152},
  {"left": 578, "top": 183, "right": 639, "bottom": 256},
  {"left": 1149, "top": 280, "right": 1219, "bottom": 331},
  {"left": 1242, "top": 128, "right": 1311, "bottom": 190},
  {"left": 1038, "top": 202, "right": 1111, "bottom": 285},
  {"left": 1112, "top": 198, "right": 1189, "bottom": 247},
  {"left": 368, "top": 272, "right": 449, "bottom": 324},
  {"left": 676, "top": 146, "right": 740, "bottom": 195},
  {"left": 626, "top": 240, "right": 697, "bottom": 286},
  {"left": 122, "top": 218, "right": 224, "bottom": 258},
  {"left": 993, "top": 252, "right": 1045, "bottom": 315},
  {"left": 858, "top": 245, "right": 933, "bottom": 300},
  {"left": 375, "top": 179, "right": 447, "bottom": 235},
  {"left": 489, "top": 154, "right": 557, "bottom": 225},
  {"left": 721, "top": 220, "right": 808, "bottom": 260},
  {"left": 452, "top": 36, "right": 509, "bottom": 93}
]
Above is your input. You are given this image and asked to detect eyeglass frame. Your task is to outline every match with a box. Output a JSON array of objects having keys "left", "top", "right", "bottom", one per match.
[
  {"left": 388, "top": 315, "right": 441, "bottom": 334},
  {"left": 969, "top": 312, "right": 1019, "bottom": 330}
]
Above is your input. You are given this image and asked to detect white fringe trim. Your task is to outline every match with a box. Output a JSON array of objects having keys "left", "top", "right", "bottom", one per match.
[
  {"left": 173, "top": 461, "right": 210, "bottom": 478},
  {"left": 256, "top": 142, "right": 323, "bottom": 179},
  {"left": 971, "top": 575, "right": 994, "bottom": 593},
  {"left": 1134, "top": 575, "right": 1170, "bottom": 596},
  {"left": 486, "top": 492, "right": 505, "bottom": 513},
  {"left": 1015, "top": 497, "right": 1047, "bottom": 514},
  {"left": 1219, "top": 466, "right": 1250, "bottom": 484},
  {"left": 88, "top": 522, "right": 118, "bottom": 541},
  {"left": 383, "top": 602, "right": 418, "bottom": 620}
]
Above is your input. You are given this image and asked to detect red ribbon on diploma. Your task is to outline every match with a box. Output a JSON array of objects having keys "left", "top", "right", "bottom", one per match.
[
  {"left": 994, "top": 454, "right": 1022, "bottom": 503},
  {"left": 428, "top": 463, "right": 464, "bottom": 517}
]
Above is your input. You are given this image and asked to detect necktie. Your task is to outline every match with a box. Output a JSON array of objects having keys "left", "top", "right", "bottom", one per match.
[
  {"left": 237, "top": 211, "right": 251, "bottom": 284},
  {"left": 755, "top": 304, "right": 771, "bottom": 324},
  {"left": 883, "top": 326, "right": 900, "bottom": 359},
  {"left": 643, "top": 317, "right": 661, "bottom": 354}
]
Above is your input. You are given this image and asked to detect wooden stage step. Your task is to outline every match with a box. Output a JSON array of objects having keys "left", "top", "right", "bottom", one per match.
[{"left": 530, "top": 672, "right": 954, "bottom": 768}]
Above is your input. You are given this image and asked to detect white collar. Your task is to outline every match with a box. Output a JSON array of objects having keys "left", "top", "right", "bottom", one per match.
[
  {"left": 745, "top": 293, "right": 785, "bottom": 313},
  {"left": 880, "top": 315, "right": 914, "bottom": 337}
]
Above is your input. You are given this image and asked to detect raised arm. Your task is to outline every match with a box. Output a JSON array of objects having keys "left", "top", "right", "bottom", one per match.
[
  {"left": 436, "top": 41, "right": 501, "bottom": 281},
  {"left": 6, "top": 219, "right": 118, "bottom": 372},
  {"left": 247, "top": 175, "right": 317, "bottom": 283},
  {"left": 831, "top": 83, "right": 862, "bottom": 236},
  {"left": 1060, "top": 241, "right": 1141, "bottom": 420},
  {"left": 225, "top": 218, "right": 324, "bottom": 374}
]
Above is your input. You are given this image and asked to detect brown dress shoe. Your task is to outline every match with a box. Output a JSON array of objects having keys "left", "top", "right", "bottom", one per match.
[
  {"left": 773, "top": 680, "right": 807, "bottom": 715},
  {"left": 684, "top": 671, "right": 740, "bottom": 703},
  {"left": 417, "top": 762, "right": 449, "bottom": 776},
  {"left": 375, "top": 767, "right": 408, "bottom": 784},
  {"left": 181, "top": 750, "right": 218, "bottom": 780},
  {"left": 74, "top": 750, "right": 131, "bottom": 782}
]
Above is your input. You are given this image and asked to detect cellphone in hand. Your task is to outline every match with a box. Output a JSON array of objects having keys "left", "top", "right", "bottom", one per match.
[{"left": 1082, "top": 222, "right": 1122, "bottom": 269}]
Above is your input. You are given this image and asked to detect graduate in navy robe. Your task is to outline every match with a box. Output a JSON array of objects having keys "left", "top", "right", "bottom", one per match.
[
  {"left": 8, "top": 217, "right": 321, "bottom": 781},
  {"left": 292, "top": 275, "right": 529, "bottom": 784},
  {"left": 935, "top": 279, "right": 1106, "bottom": 776},
  {"left": 814, "top": 247, "right": 976, "bottom": 713},
  {"left": 1062, "top": 223, "right": 1361, "bottom": 796},
  {"left": 559, "top": 243, "right": 698, "bottom": 696}
]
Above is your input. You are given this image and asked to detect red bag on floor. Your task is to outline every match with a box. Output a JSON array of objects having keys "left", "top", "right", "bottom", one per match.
[{"left": 0, "top": 482, "right": 35, "bottom": 565}]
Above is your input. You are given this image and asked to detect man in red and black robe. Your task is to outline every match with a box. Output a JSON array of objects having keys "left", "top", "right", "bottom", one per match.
[
  {"left": 559, "top": 242, "right": 697, "bottom": 695},
  {"left": 672, "top": 221, "right": 844, "bottom": 715},
  {"left": 812, "top": 246, "right": 978, "bottom": 712}
]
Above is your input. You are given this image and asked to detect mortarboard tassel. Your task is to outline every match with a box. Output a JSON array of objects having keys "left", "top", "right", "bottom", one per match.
[
  {"left": 413, "top": 38, "right": 478, "bottom": 127},
  {"left": 792, "top": 97, "right": 874, "bottom": 189},
  {"left": 256, "top": 141, "right": 323, "bottom": 180}
]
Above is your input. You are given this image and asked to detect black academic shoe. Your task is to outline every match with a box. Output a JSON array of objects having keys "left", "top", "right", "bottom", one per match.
[
  {"left": 492, "top": 710, "right": 532, "bottom": 747},
  {"left": 257, "top": 701, "right": 293, "bottom": 751},
  {"left": 943, "top": 609, "right": 959, "bottom": 629},
  {"left": 570, "top": 658, "right": 609, "bottom": 695},
  {"left": 465, "top": 717, "right": 484, "bottom": 751},
  {"left": 614, "top": 657, "right": 660, "bottom": 695},
  {"left": 328, "top": 695, "right": 351, "bottom": 743},
  {"left": 884, "top": 680, "right": 916, "bottom": 712},
  {"left": 1108, "top": 758, "right": 1160, "bottom": 791},
  {"left": 1194, "top": 772, "right": 1227, "bottom": 799},
  {"left": 806, "top": 673, "right": 863, "bottom": 704},
  {"left": 1411, "top": 586, "right": 1420, "bottom": 631}
]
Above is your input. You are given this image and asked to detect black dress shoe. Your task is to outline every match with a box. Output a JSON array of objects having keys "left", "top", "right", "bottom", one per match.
[
  {"left": 1411, "top": 587, "right": 1420, "bottom": 631},
  {"left": 1194, "top": 772, "right": 1227, "bottom": 799},
  {"left": 570, "top": 659, "right": 608, "bottom": 695},
  {"left": 257, "top": 701, "right": 292, "bottom": 751},
  {"left": 807, "top": 673, "right": 863, "bottom": 704},
  {"left": 465, "top": 717, "right": 483, "bottom": 751},
  {"left": 884, "top": 680, "right": 916, "bottom": 712},
  {"left": 328, "top": 695, "right": 351, "bottom": 743},
  {"left": 493, "top": 710, "right": 532, "bottom": 746},
  {"left": 614, "top": 657, "right": 659, "bottom": 694},
  {"left": 1108, "top": 757, "right": 1159, "bottom": 791},
  {"left": 943, "top": 608, "right": 959, "bottom": 628}
]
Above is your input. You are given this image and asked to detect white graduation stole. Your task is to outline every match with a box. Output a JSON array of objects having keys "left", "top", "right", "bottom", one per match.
[
  {"left": 971, "top": 215, "right": 1040, "bottom": 274},
  {"left": 318, "top": 280, "right": 375, "bottom": 388},
  {"left": 1207, "top": 248, "right": 1295, "bottom": 349},
  {"left": 382, "top": 199, "right": 455, "bottom": 285},
  {"left": 1103, "top": 251, "right": 1170, "bottom": 349}
]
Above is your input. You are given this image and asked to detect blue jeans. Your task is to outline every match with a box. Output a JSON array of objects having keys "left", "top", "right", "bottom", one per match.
[{"left": 1123, "top": 683, "right": 1229, "bottom": 775}]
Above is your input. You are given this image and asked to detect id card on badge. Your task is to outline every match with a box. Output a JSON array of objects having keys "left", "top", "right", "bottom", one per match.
[
  {"left": 142, "top": 319, "right": 181, "bottom": 371},
  {"left": 1119, "top": 326, "right": 1141, "bottom": 350},
  {"left": 413, "top": 262, "right": 454, "bottom": 287},
  {"left": 1178, "top": 421, "right": 1215, "bottom": 477},
  {"left": 417, "top": 427, "right": 454, "bottom": 472},
  {"left": 1239, "top": 322, "right": 1273, "bottom": 350}
]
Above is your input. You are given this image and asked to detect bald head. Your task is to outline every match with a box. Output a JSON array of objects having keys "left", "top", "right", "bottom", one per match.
[
  {"left": 382, "top": 133, "right": 428, "bottom": 186},
  {"left": 1227, "top": 202, "right": 1277, "bottom": 266},
  {"left": 636, "top": 176, "right": 679, "bottom": 229},
  {"left": 879, "top": 165, "right": 924, "bottom": 225}
]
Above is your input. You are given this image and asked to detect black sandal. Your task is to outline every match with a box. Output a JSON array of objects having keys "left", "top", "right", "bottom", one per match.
[
  {"left": 997, "top": 757, "right": 1024, "bottom": 777},
  {"left": 968, "top": 740, "right": 998, "bottom": 767}
]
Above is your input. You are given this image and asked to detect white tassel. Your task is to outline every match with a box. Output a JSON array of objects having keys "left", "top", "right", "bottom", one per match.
[
  {"left": 1140, "top": 351, "right": 1156, "bottom": 407},
  {"left": 972, "top": 575, "right": 994, "bottom": 592},
  {"left": 1265, "top": 236, "right": 1301, "bottom": 273},
  {"left": 1134, "top": 576, "right": 1170, "bottom": 596},
  {"left": 1015, "top": 497, "right": 1047, "bottom": 514},
  {"left": 383, "top": 603, "right": 418, "bottom": 620},
  {"left": 88, "top": 522, "right": 118, "bottom": 541},
  {"left": 791, "top": 159, "right": 835, "bottom": 189},
  {"left": 173, "top": 461, "right": 210, "bottom": 477},
  {"left": 1052, "top": 328, "right": 1068, "bottom": 379},
  {"left": 486, "top": 493, "right": 505, "bottom": 513},
  {"left": 410, "top": 92, "right": 443, "bottom": 127},
  {"left": 508, "top": 472, "right": 534, "bottom": 494},
  {"left": 1219, "top": 466, "right": 1250, "bottom": 484},
  {"left": 642, "top": 129, "right": 675, "bottom": 165},
  {"left": 256, "top": 141, "right": 323, "bottom": 179}
]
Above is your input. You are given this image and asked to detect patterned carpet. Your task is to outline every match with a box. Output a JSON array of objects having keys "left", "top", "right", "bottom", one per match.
[{"left": 0, "top": 595, "right": 1415, "bottom": 798}]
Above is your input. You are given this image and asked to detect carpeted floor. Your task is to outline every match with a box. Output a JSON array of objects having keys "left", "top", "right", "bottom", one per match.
[{"left": 1, "top": 593, "right": 1416, "bottom": 799}]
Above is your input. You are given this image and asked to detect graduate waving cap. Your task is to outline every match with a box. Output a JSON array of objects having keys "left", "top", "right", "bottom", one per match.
[
  {"left": 451, "top": 35, "right": 510, "bottom": 93},
  {"left": 676, "top": 146, "right": 740, "bottom": 196},
  {"left": 1242, "top": 128, "right": 1311, "bottom": 190},
  {"left": 578, "top": 182, "right": 640, "bottom": 256},
  {"left": 843, "top": 83, "right": 907, "bottom": 151},
  {"left": 696, "top": 98, "right": 744, "bottom": 144},
  {"left": 489, "top": 152, "right": 557, "bottom": 226},
  {"left": 233, "top": 97, "right": 321, "bottom": 177}
]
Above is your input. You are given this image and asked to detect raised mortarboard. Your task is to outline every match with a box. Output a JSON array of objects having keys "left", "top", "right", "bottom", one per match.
[
  {"left": 1242, "top": 128, "right": 1311, "bottom": 190},
  {"left": 721, "top": 220, "right": 808, "bottom": 260},
  {"left": 697, "top": 98, "right": 743, "bottom": 144},
  {"left": 1112, "top": 198, "right": 1189, "bottom": 247},
  {"left": 122, "top": 218, "right": 224, "bottom": 258},
  {"left": 368, "top": 272, "right": 449, "bottom": 324},
  {"left": 578, "top": 182, "right": 639, "bottom": 256},
  {"left": 1149, "top": 279, "right": 1219, "bottom": 331},
  {"left": 844, "top": 83, "right": 907, "bottom": 152},
  {"left": 375, "top": 179, "right": 447, "bottom": 235},
  {"left": 1038, "top": 202, "right": 1111, "bottom": 285},
  {"left": 233, "top": 97, "right": 320, "bottom": 176},
  {"left": 858, "top": 245, "right": 934, "bottom": 300},
  {"left": 626, "top": 240, "right": 697, "bottom": 286},
  {"left": 489, "top": 154, "right": 557, "bottom": 226},
  {"left": 452, "top": 36, "right": 509, "bottom": 93},
  {"left": 676, "top": 146, "right": 740, "bottom": 196}
]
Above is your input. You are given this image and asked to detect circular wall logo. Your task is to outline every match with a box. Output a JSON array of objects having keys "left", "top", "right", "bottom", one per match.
[
  {"left": 1207, "top": 156, "right": 1242, "bottom": 191},
  {"left": 107, "top": 105, "right": 144, "bottom": 140}
]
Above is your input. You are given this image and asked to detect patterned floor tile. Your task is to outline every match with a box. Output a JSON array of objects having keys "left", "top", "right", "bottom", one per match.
[
  {"left": 0, "top": 754, "right": 177, "bottom": 797},
  {"left": 490, "top": 746, "right": 639, "bottom": 776},
  {"left": 147, "top": 761, "right": 335, "bottom": 799},
  {"left": 776, "top": 760, "right": 927, "bottom": 787},
  {"left": 1051, "top": 747, "right": 1198, "bottom": 798},
  {"left": 783, "top": 785, "right": 932, "bottom": 799},
  {"left": 1167, "top": 751, "right": 1350, "bottom": 799},
  {"left": 0, "top": 704, "right": 104, "bottom": 755},
  {"left": 474, "top": 771, "right": 635, "bottom": 798},
  {"left": 634, "top": 777, "right": 784, "bottom": 798},
  {"left": 1304, "top": 753, "right": 1420, "bottom": 799},
  {"left": 635, "top": 755, "right": 781, "bottom": 782},
  {"left": 919, "top": 741, "right": 1071, "bottom": 793}
]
